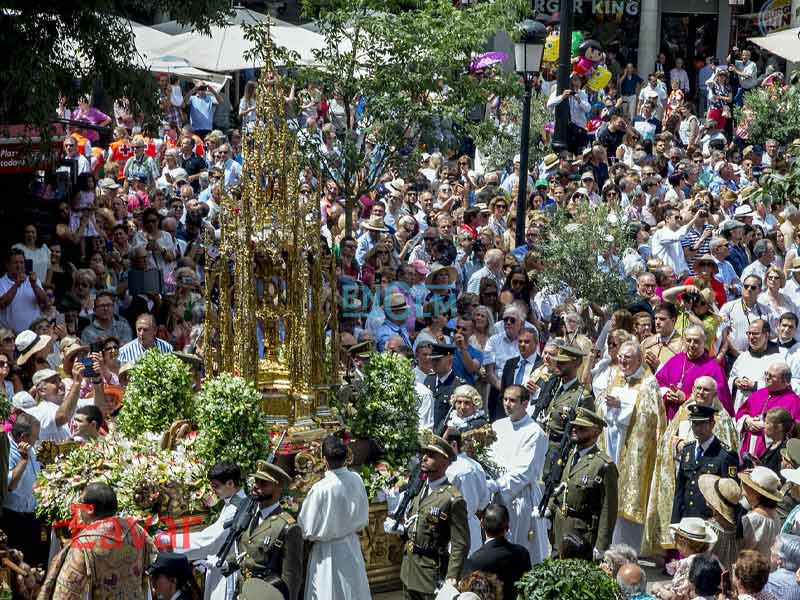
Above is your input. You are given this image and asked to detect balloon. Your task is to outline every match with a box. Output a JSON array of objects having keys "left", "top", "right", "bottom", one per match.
[
  {"left": 571, "top": 32, "right": 584, "bottom": 58},
  {"left": 543, "top": 33, "right": 559, "bottom": 65},
  {"left": 586, "top": 66, "right": 611, "bottom": 91}
]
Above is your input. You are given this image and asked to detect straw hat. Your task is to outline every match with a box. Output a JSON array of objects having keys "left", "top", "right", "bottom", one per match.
[
  {"left": 669, "top": 517, "right": 718, "bottom": 545},
  {"left": 781, "top": 467, "right": 800, "bottom": 487},
  {"left": 698, "top": 474, "right": 741, "bottom": 525},
  {"left": 61, "top": 338, "right": 90, "bottom": 363},
  {"left": 739, "top": 466, "right": 783, "bottom": 502},
  {"left": 425, "top": 263, "right": 457, "bottom": 285},
  {"left": 15, "top": 330, "right": 51, "bottom": 366},
  {"left": 362, "top": 216, "right": 388, "bottom": 232}
]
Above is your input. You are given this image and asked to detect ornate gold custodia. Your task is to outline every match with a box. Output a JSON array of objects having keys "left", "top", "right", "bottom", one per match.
[{"left": 202, "top": 23, "right": 335, "bottom": 440}]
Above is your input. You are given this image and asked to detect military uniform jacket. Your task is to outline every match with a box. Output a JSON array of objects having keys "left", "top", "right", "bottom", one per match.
[
  {"left": 671, "top": 437, "right": 739, "bottom": 523},
  {"left": 542, "top": 380, "right": 594, "bottom": 479},
  {"left": 550, "top": 445, "right": 618, "bottom": 553},
  {"left": 400, "top": 479, "right": 470, "bottom": 593},
  {"left": 236, "top": 506, "right": 303, "bottom": 600},
  {"left": 424, "top": 371, "right": 465, "bottom": 428}
]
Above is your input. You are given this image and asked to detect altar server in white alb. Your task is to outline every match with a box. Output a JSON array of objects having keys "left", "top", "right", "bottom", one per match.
[
  {"left": 167, "top": 461, "right": 247, "bottom": 600},
  {"left": 298, "top": 435, "right": 371, "bottom": 600},
  {"left": 444, "top": 428, "right": 491, "bottom": 556},
  {"left": 487, "top": 383, "right": 549, "bottom": 564}
]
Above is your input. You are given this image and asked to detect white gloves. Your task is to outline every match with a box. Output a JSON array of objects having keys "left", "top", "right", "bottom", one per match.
[{"left": 383, "top": 517, "right": 404, "bottom": 535}]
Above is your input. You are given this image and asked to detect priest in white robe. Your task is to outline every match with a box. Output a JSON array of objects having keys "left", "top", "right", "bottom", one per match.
[
  {"left": 298, "top": 435, "right": 371, "bottom": 600},
  {"left": 444, "top": 429, "right": 491, "bottom": 556},
  {"left": 487, "top": 383, "right": 549, "bottom": 564},
  {"left": 168, "top": 461, "right": 247, "bottom": 600}
]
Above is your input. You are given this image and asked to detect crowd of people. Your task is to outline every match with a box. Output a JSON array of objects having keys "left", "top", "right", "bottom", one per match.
[{"left": 1, "top": 26, "right": 800, "bottom": 600}]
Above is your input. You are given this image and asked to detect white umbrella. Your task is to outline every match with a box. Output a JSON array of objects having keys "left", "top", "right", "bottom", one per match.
[
  {"left": 749, "top": 27, "right": 800, "bottom": 63},
  {"left": 148, "top": 8, "right": 324, "bottom": 71}
]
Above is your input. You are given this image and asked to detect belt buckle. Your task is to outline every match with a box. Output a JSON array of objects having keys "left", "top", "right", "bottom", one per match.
[
  {"left": 561, "top": 505, "right": 568, "bottom": 518},
  {"left": 406, "top": 541, "right": 414, "bottom": 553}
]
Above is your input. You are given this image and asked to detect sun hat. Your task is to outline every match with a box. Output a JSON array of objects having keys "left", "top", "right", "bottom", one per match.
[
  {"left": 669, "top": 517, "right": 718, "bottom": 545},
  {"left": 698, "top": 474, "right": 741, "bottom": 525},
  {"left": 781, "top": 467, "right": 800, "bottom": 487},
  {"left": 362, "top": 216, "right": 388, "bottom": 232},
  {"left": 542, "top": 153, "right": 559, "bottom": 171},
  {"left": 733, "top": 204, "right": 755, "bottom": 219},
  {"left": 425, "top": 263, "right": 458, "bottom": 285},
  {"left": 61, "top": 338, "right": 90, "bottom": 363},
  {"left": 15, "top": 330, "right": 51, "bottom": 366},
  {"left": 739, "top": 466, "right": 783, "bottom": 502}
]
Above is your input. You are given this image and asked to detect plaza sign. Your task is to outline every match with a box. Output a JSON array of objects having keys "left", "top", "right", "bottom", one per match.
[{"left": 533, "top": 0, "right": 640, "bottom": 16}]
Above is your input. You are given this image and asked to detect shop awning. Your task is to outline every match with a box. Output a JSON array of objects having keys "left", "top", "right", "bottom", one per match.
[{"left": 749, "top": 26, "right": 800, "bottom": 62}]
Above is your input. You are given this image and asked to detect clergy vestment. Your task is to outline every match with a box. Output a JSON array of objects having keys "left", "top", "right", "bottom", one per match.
[
  {"left": 488, "top": 414, "right": 548, "bottom": 564},
  {"left": 298, "top": 467, "right": 371, "bottom": 600},
  {"left": 641, "top": 397, "right": 738, "bottom": 556},
  {"left": 655, "top": 352, "right": 733, "bottom": 419},
  {"left": 172, "top": 489, "right": 247, "bottom": 600},
  {"left": 597, "top": 366, "right": 665, "bottom": 551},
  {"left": 446, "top": 452, "right": 491, "bottom": 556},
  {"left": 728, "top": 343, "right": 787, "bottom": 413},
  {"left": 735, "top": 387, "right": 800, "bottom": 458}
]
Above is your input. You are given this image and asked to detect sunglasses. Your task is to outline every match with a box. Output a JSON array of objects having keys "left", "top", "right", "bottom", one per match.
[
  {"left": 103, "top": 345, "right": 119, "bottom": 352},
  {"left": 743, "top": 284, "right": 760, "bottom": 290},
  {"left": 503, "top": 316, "right": 518, "bottom": 323},
  {"left": 0, "top": 361, "right": 9, "bottom": 368}
]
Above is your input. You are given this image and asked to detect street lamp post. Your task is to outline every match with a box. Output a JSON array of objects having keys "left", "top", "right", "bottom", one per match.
[
  {"left": 552, "top": 0, "right": 575, "bottom": 153},
  {"left": 514, "top": 19, "right": 547, "bottom": 249}
]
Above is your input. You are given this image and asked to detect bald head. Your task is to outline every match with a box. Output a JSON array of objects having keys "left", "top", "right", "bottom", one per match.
[{"left": 617, "top": 563, "right": 646, "bottom": 596}]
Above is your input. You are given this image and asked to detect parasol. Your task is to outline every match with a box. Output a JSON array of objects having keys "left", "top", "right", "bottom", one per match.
[{"left": 469, "top": 51, "right": 508, "bottom": 73}]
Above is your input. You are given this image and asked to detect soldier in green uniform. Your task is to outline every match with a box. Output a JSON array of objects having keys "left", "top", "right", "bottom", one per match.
[
  {"left": 549, "top": 408, "right": 618, "bottom": 556},
  {"left": 336, "top": 341, "right": 373, "bottom": 407},
  {"left": 222, "top": 461, "right": 303, "bottom": 600},
  {"left": 778, "top": 438, "right": 800, "bottom": 519},
  {"left": 392, "top": 434, "right": 470, "bottom": 600},
  {"left": 542, "top": 343, "right": 594, "bottom": 480}
]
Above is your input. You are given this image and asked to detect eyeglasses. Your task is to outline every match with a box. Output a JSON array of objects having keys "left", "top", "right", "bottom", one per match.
[
  {"left": 495, "top": 204, "right": 507, "bottom": 210},
  {"left": 0, "top": 361, "right": 9, "bottom": 368},
  {"left": 746, "top": 331, "right": 766, "bottom": 337},
  {"left": 103, "top": 345, "right": 119, "bottom": 352},
  {"left": 743, "top": 284, "right": 760, "bottom": 290},
  {"left": 503, "top": 316, "right": 518, "bottom": 323}
]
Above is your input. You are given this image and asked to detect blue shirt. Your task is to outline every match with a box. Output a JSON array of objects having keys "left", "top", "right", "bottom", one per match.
[
  {"left": 620, "top": 74, "right": 642, "bottom": 95},
  {"left": 728, "top": 243, "right": 749, "bottom": 276},
  {"left": 714, "top": 258, "right": 741, "bottom": 299},
  {"left": 375, "top": 320, "right": 411, "bottom": 352},
  {"left": 453, "top": 345, "right": 483, "bottom": 385},
  {"left": 766, "top": 568, "right": 800, "bottom": 600},
  {"left": 188, "top": 94, "right": 217, "bottom": 131},
  {"left": 5, "top": 436, "right": 39, "bottom": 513}
]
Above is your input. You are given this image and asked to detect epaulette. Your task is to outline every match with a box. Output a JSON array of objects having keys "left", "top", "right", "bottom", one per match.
[{"left": 279, "top": 513, "right": 296, "bottom": 525}]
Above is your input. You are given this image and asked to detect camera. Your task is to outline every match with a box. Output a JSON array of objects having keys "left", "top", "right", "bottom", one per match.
[
  {"left": 80, "top": 357, "right": 97, "bottom": 379},
  {"left": 683, "top": 291, "right": 702, "bottom": 306}
]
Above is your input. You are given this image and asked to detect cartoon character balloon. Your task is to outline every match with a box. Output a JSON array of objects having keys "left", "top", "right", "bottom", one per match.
[
  {"left": 571, "top": 32, "right": 584, "bottom": 58},
  {"left": 543, "top": 33, "right": 559, "bottom": 66},
  {"left": 573, "top": 39, "right": 604, "bottom": 78},
  {"left": 585, "top": 66, "right": 612, "bottom": 91}
]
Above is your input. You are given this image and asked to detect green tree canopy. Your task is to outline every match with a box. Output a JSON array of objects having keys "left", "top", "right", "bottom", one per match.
[{"left": 0, "top": 0, "right": 231, "bottom": 132}]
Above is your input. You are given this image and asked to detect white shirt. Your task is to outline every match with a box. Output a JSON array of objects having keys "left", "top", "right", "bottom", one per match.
[
  {"left": 26, "top": 401, "right": 70, "bottom": 443},
  {"left": 669, "top": 68, "right": 691, "bottom": 92},
  {"left": 720, "top": 298, "right": 773, "bottom": 353},
  {"left": 0, "top": 274, "right": 42, "bottom": 334},
  {"left": 546, "top": 87, "right": 591, "bottom": 129},
  {"left": 415, "top": 381, "right": 434, "bottom": 430},
  {"left": 782, "top": 277, "right": 800, "bottom": 309},
  {"left": 482, "top": 332, "right": 520, "bottom": 374},
  {"left": 651, "top": 226, "right": 689, "bottom": 277}
]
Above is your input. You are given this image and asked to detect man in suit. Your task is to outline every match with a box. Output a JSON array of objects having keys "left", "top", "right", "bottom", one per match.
[
  {"left": 672, "top": 403, "right": 739, "bottom": 522},
  {"left": 395, "top": 433, "right": 470, "bottom": 600},
  {"left": 500, "top": 327, "right": 542, "bottom": 403},
  {"left": 549, "top": 407, "right": 618, "bottom": 556},
  {"left": 222, "top": 461, "right": 303, "bottom": 600},
  {"left": 424, "top": 344, "right": 465, "bottom": 429},
  {"left": 462, "top": 504, "right": 531, "bottom": 600}
]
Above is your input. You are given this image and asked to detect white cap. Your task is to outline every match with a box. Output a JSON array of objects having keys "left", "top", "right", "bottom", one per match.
[
  {"left": 12, "top": 391, "right": 35, "bottom": 411},
  {"left": 513, "top": 154, "right": 521, "bottom": 163}
]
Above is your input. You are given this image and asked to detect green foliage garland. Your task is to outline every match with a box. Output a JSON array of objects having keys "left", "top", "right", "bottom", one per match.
[
  {"left": 339, "top": 352, "right": 419, "bottom": 463},
  {"left": 516, "top": 559, "right": 622, "bottom": 600},
  {"left": 118, "top": 350, "right": 194, "bottom": 437},
  {"left": 192, "top": 373, "right": 271, "bottom": 475}
]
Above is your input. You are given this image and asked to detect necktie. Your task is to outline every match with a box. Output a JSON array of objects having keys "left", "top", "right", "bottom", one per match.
[
  {"left": 515, "top": 359, "right": 527, "bottom": 385},
  {"left": 571, "top": 451, "right": 580, "bottom": 468},
  {"left": 695, "top": 444, "right": 704, "bottom": 462},
  {"left": 420, "top": 483, "right": 430, "bottom": 502}
]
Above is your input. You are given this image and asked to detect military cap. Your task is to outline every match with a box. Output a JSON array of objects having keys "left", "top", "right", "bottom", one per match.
[
  {"left": 552, "top": 343, "right": 586, "bottom": 362},
  {"left": 252, "top": 460, "right": 291, "bottom": 485},
  {"left": 419, "top": 432, "right": 456, "bottom": 462},
  {"left": 429, "top": 343, "right": 457, "bottom": 359},
  {"left": 173, "top": 351, "right": 203, "bottom": 369},
  {"left": 146, "top": 552, "right": 193, "bottom": 581},
  {"left": 687, "top": 403, "right": 717, "bottom": 422},
  {"left": 347, "top": 341, "right": 374, "bottom": 359},
  {"left": 570, "top": 407, "right": 606, "bottom": 429},
  {"left": 781, "top": 438, "right": 800, "bottom": 467}
]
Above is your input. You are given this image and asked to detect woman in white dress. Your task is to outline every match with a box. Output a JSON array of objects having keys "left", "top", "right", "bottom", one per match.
[{"left": 12, "top": 224, "right": 51, "bottom": 283}]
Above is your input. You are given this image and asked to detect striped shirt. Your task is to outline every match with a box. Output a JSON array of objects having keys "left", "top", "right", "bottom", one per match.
[{"left": 118, "top": 337, "right": 173, "bottom": 365}]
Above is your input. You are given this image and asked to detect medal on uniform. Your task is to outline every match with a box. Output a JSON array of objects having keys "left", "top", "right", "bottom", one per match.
[
  {"left": 729, "top": 466, "right": 737, "bottom": 477},
  {"left": 582, "top": 475, "right": 589, "bottom": 485}
]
